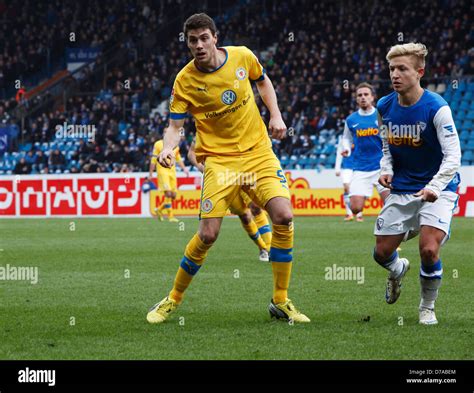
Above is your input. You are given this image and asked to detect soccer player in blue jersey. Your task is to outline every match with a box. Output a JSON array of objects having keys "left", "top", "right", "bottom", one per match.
[
  {"left": 335, "top": 135, "right": 355, "bottom": 220},
  {"left": 342, "top": 83, "right": 390, "bottom": 222},
  {"left": 373, "top": 43, "right": 461, "bottom": 325}
]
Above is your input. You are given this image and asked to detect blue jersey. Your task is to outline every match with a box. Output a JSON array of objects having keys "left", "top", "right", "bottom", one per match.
[
  {"left": 377, "top": 90, "right": 460, "bottom": 194},
  {"left": 345, "top": 109, "right": 382, "bottom": 172}
]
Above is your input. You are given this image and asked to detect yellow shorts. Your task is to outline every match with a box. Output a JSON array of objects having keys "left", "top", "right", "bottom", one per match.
[
  {"left": 229, "top": 190, "right": 253, "bottom": 216},
  {"left": 157, "top": 169, "right": 177, "bottom": 193},
  {"left": 200, "top": 146, "right": 290, "bottom": 219}
]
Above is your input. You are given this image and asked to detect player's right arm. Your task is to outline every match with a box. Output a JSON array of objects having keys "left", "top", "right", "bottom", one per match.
[
  {"left": 148, "top": 160, "right": 156, "bottom": 178},
  {"left": 341, "top": 122, "right": 353, "bottom": 157},
  {"left": 377, "top": 111, "right": 394, "bottom": 189},
  {"left": 187, "top": 140, "right": 205, "bottom": 173},
  {"left": 335, "top": 136, "right": 343, "bottom": 176},
  {"left": 158, "top": 119, "right": 184, "bottom": 168}
]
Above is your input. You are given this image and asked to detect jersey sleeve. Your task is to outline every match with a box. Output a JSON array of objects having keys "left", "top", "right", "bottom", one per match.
[
  {"left": 335, "top": 136, "right": 343, "bottom": 171},
  {"left": 244, "top": 47, "right": 266, "bottom": 82},
  {"left": 342, "top": 122, "right": 353, "bottom": 155},
  {"left": 378, "top": 110, "right": 394, "bottom": 176},
  {"left": 425, "top": 105, "right": 461, "bottom": 196},
  {"left": 169, "top": 77, "right": 189, "bottom": 120}
]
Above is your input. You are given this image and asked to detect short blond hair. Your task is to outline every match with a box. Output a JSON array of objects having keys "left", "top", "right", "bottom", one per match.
[{"left": 386, "top": 42, "right": 428, "bottom": 68}]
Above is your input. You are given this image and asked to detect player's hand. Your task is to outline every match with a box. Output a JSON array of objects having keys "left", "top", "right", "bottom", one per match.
[
  {"left": 335, "top": 171, "right": 340, "bottom": 177},
  {"left": 197, "top": 163, "right": 205, "bottom": 173},
  {"left": 158, "top": 148, "right": 175, "bottom": 168},
  {"left": 341, "top": 150, "right": 349, "bottom": 157},
  {"left": 379, "top": 174, "right": 393, "bottom": 189},
  {"left": 414, "top": 188, "right": 438, "bottom": 202},
  {"left": 184, "top": 167, "right": 190, "bottom": 177},
  {"left": 269, "top": 115, "right": 287, "bottom": 140}
]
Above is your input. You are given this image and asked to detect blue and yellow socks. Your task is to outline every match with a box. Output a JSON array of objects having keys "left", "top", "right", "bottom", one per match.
[
  {"left": 169, "top": 234, "right": 212, "bottom": 304},
  {"left": 270, "top": 223, "right": 294, "bottom": 304}
]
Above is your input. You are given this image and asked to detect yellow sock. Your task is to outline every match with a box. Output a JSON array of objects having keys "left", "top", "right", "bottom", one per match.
[
  {"left": 242, "top": 219, "right": 267, "bottom": 250},
  {"left": 163, "top": 197, "right": 173, "bottom": 217},
  {"left": 254, "top": 211, "right": 272, "bottom": 251},
  {"left": 169, "top": 233, "right": 213, "bottom": 304},
  {"left": 270, "top": 223, "right": 294, "bottom": 304}
]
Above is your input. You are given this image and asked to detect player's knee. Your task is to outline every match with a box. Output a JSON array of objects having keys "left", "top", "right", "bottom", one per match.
[
  {"left": 420, "top": 244, "right": 439, "bottom": 263},
  {"left": 373, "top": 242, "right": 394, "bottom": 262},
  {"left": 272, "top": 210, "right": 293, "bottom": 225},
  {"left": 199, "top": 229, "right": 219, "bottom": 244},
  {"left": 239, "top": 211, "right": 252, "bottom": 225},
  {"left": 249, "top": 203, "right": 261, "bottom": 216}
]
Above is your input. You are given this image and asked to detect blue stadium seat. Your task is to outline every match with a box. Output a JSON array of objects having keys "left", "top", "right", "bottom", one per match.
[
  {"left": 462, "top": 150, "right": 473, "bottom": 161},
  {"left": 459, "top": 101, "right": 470, "bottom": 111},
  {"left": 280, "top": 155, "right": 289, "bottom": 167},
  {"left": 462, "top": 120, "right": 473, "bottom": 130},
  {"left": 465, "top": 140, "right": 474, "bottom": 151},
  {"left": 289, "top": 155, "right": 298, "bottom": 169}
]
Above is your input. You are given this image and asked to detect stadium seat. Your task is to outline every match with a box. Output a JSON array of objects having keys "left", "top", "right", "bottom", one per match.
[
  {"left": 462, "top": 150, "right": 473, "bottom": 161},
  {"left": 465, "top": 140, "right": 474, "bottom": 151}
]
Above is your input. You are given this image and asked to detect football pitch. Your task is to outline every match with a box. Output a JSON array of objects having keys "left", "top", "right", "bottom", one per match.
[{"left": 1, "top": 216, "right": 472, "bottom": 360}]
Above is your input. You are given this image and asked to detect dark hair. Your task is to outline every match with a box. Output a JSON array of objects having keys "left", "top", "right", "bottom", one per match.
[
  {"left": 355, "top": 82, "right": 375, "bottom": 95},
  {"left": 184, "top": 13, "right": 217, "bottom": 38}
]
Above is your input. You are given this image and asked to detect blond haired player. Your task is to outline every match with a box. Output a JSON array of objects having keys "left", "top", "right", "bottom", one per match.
[
  {"left": 188, "top": 139, "right": 271, "bottom": 262},
  {"left": 149, "top": 132, "right": 189, "bottom": 222},
  {"left": 373, "top": 43, "right": 461, "bottom": 325},
  {"left": 147, "top": 13, "right": 309, "bottom": 324}
]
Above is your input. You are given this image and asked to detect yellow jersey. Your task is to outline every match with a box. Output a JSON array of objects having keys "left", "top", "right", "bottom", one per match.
[
  {"left": 151, "top": 140, "right": 182, "bottom": 170},
  {"left": 169, "top": 46, "right": 270, "bottom": 161}
]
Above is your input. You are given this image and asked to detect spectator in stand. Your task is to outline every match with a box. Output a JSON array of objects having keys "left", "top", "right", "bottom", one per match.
[
  {"left": 14, "top": 157, "right": 31, "bottom": 175},
  {"left": 49, "top": 149, "right": 66, "bottom": 172}
]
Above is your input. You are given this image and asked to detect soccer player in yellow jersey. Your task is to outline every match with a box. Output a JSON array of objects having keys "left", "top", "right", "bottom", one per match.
[
  {"left": 149, "top": 132, "right": 189, "bottom": 222},
  {"left": 147, "top": 13, "right": 309, "bottom": 323},
  {"left": 187, "top": 138, "right": 271, "bottom": 262}
]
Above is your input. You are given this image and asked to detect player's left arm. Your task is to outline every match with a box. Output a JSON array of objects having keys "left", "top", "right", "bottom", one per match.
[
  {"left": 256, "top": 74, "right": 287, "bottom": 140},
  {"left": 417, "top": 106, "right": 461, "bottom": 201},
  {"left": 377, "top": 111, "right": 394, "bottom": 189}
]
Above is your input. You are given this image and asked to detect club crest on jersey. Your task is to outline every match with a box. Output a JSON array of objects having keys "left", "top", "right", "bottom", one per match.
[
  {"left": 235, "top": 67, "right": 246, "bottom": 80},
  {"left": 201, "top": 199, "right": 213, "bottom": 213},
  {"left": 221, "top": 90, "right": 237, "bottom": 105},
  {"left": 416, "top": 121, "right": 427, "bottom": 133},
  {"left": 376, "top": 218, "right": 384, "bottom": 230}
]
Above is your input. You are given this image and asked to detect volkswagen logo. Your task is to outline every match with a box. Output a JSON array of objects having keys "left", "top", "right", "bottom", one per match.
[{"left": 221, "top": 90, "right": 237, "bottom": 105}]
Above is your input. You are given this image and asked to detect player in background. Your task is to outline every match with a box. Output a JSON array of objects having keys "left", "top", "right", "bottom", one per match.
[
  {"left": 187, "top": 139, "right": 271, "bottom": 262},
  {"left": 373, "top": 43, "right": 461, "bottom": 325},
  {"left": 149, "top": 132, "right": 189, "bottom": 222},
  {"left": 342, "top": 83, "right": 390, "bottom": 222},
  {"left": 146, "top": 13, "right": 309, "bottom": 324},
  {"left": 335, "top": 135, "right": 356, "bottom": 221}
]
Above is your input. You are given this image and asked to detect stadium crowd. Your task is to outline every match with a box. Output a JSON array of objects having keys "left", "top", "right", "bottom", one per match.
[{"left": 0, "top": 0, "right": 473, "bottom": 174}]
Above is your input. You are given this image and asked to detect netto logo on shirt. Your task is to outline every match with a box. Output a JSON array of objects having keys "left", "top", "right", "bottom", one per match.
[
  {"left": 356, "top": 127, "right": 379, "bottom": 137},
  {"left": 221, "top": 90, "right": 237, "bottom": 105}
]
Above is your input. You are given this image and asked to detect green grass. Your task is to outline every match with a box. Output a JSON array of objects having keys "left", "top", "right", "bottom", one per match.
[{"left": 0, "top": 216, "right": 472, "bottom": 360}]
